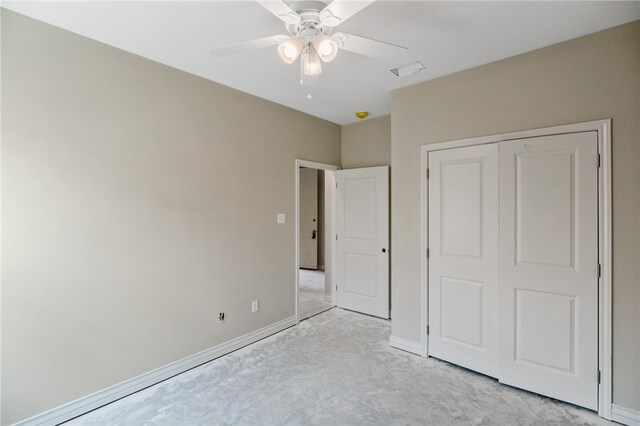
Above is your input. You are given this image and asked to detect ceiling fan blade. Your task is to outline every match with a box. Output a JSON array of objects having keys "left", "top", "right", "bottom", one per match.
[
  {"left": 257, "top": 1, "right": 302, "bottom": 25},
  {"left": 336, "top": 32, "right": 413, "bottom": 65},
  {"left": 319, "top": 0, "right": 375, "bottom": 27},
  {"left": 210, "top": 35, "right": 289, "bottom": 57}
]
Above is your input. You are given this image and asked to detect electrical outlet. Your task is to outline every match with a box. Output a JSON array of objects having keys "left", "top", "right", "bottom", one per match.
[{"left": 251, "top": 300, "right": 259, "bottom": 313}]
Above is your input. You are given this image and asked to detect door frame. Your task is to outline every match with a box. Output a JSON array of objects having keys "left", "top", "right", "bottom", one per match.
[
  {"left": 420, "top": 119, "right": 612, "bottom": 419},
  {"left": 295, "top": 159, "right": 341, "bottom": 322}
]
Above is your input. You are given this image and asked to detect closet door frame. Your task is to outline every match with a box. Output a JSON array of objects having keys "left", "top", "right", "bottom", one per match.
[{"left": 419, "top": 119, "right": 612, "bottom": 420}]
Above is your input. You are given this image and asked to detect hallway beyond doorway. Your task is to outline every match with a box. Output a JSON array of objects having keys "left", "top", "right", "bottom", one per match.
[{"left": 298, "top": 269, "right": 332, "bottom": 320}]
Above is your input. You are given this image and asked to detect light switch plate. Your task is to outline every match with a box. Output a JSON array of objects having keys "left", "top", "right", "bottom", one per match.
[{"left": 277, "top": 213, "right": 286, "bottom": 224}]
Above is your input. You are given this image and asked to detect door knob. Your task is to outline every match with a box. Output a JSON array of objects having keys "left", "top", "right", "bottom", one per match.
[
  {"left": 312, "top": 230, "right": 317, "bottom": 239},
  {"left": 382, "top": 248, "right": 386, "bottom": 253}
]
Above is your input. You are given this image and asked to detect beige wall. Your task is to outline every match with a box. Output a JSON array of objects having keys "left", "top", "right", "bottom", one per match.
[
  {"left": 341, "top": 115, "right": 391, "bottom": 168},
  {"left": 391, "top": 21, "right": 640, "bottom": 411},
  {"left": 0, "top": 10, "right": 340, "bottom": 424}
]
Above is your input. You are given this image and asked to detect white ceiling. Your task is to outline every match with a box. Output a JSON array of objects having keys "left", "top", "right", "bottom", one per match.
[{"left": 2, "top": 1, "right": 639, "bottom": 124}]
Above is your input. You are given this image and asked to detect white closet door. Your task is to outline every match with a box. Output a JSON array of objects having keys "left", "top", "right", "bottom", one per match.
[
  {"left": 428, "top": 144, "right": 499, "bottom": 377},
  {"left": 498, "top": 132, "right": 599, "bottom": 410},
  {"left": 336, "top": 166, "right": 389, "bottom": 319}
]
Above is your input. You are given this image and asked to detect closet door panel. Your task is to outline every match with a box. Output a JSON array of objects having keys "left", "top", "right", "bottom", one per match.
[
  {"left": 428, "top": 144, "right": 499, "bottom": 378},
  {"left": 498, "top": 132, "right": 599, "bottom": 410}
]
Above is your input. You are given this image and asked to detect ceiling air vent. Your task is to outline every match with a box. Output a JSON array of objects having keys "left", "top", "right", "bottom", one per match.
[{"left": 390, "top": 62, "right": 425, "bottom": 77}]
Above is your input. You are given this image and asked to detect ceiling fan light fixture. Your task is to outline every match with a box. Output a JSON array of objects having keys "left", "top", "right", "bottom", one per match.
[
  {"left": 278, "top": 37, "right": 304, "bottom": 64},
  {"left": 302, "top": 46, "right": 322, "bottom": 76},
  {"left": 312, "top": 35, "right": 338, "bottom": 63},
  {"left": 214, "top": 1, "right": 413, "bottom": 92}
]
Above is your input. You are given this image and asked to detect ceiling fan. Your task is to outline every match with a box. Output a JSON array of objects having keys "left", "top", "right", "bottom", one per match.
[{"left": 210, "top": 0, "right": 423, "bottom": 85}]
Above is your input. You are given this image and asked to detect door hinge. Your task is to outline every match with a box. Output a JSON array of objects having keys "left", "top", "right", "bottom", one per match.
[
  {"left": 336, "top": 234, "right": 338, "bottom": 240},
  {"left": 336, "top": 284, "right": 338, "bottom": 291},
  {"left": 597, "top": 370, "right": 601, "bottom": 384},
  {"left": 426, "top": 248, "right": 430, "bottom": 258},
  {"left": 598, "top": 264, "right": 602, "bottom": 278},
  {"left": 597, "top": 154, "right": 601, "bottom": 168},
  {"left": 336, "top": 182, "right": 338, "bottom": 189},
  {"left": 426, "top": 325, "right": 430, "bottom": 335},
  {"left": 426, "top": 169, "right": 430, "bottom": 179}
]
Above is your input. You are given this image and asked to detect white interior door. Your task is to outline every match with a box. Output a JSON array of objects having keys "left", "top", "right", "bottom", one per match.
[
  {"left": 498, "top": 132, "right": 599, "bottom": 410},
  {"left": 299, "top": 167, "right": 318, "bottom": 269},
  {"left": 428, "top": 144, "right": 500, "bottom": 377},
  {"left": 336, "top": 166, "right": 389, "bottom": 319}
]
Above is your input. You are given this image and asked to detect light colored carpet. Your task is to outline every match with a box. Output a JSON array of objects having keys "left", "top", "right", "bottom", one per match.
[
  {"left": 298, "top": 269, "right": 325, "bottom": 293},
  {"left": 298, "top": 269, "right": 332, "bottom": 319},
  {"left": 69, "top": 309, "right": 606, "bottom": 426}
]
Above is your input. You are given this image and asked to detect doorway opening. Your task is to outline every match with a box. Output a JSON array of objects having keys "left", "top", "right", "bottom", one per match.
[
  {"left": 298, "top": 168, "right": 332, "bottom": 319},
  {"left": 295, "top": 160, "right": 340, "bottom": 322}
]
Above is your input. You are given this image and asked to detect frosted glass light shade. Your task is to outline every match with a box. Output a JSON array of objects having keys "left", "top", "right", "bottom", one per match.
[
  {"left": 302, "top": 46, "right": 322, "bottom": 76},
  {"left": 312, "top": 36, "right": 338, "bottom": 62},
  {"left": 277, "top": 38, "right": 304, "bottom": 64}
]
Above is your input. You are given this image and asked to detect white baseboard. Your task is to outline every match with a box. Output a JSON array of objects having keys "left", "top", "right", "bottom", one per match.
[
  {"left": 17, "top": 315, "right": 298, "bottom": 426},
  {"left": 612, "top": 404, "right": 640, "bottom": 426},
  {"left": 298, "top": 304, "right": 333, "bottom": 321},
  {"left": 389, "top": 335, "right": 423, "bottom": 356}
]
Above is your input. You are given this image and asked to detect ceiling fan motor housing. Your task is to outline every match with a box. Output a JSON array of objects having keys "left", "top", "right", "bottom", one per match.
[
  {"left": 299, "top": 27, "right": 318, "bottom": 42},
  {"left": 286, "top": 8, "right": 332, "bottom": 39}
]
